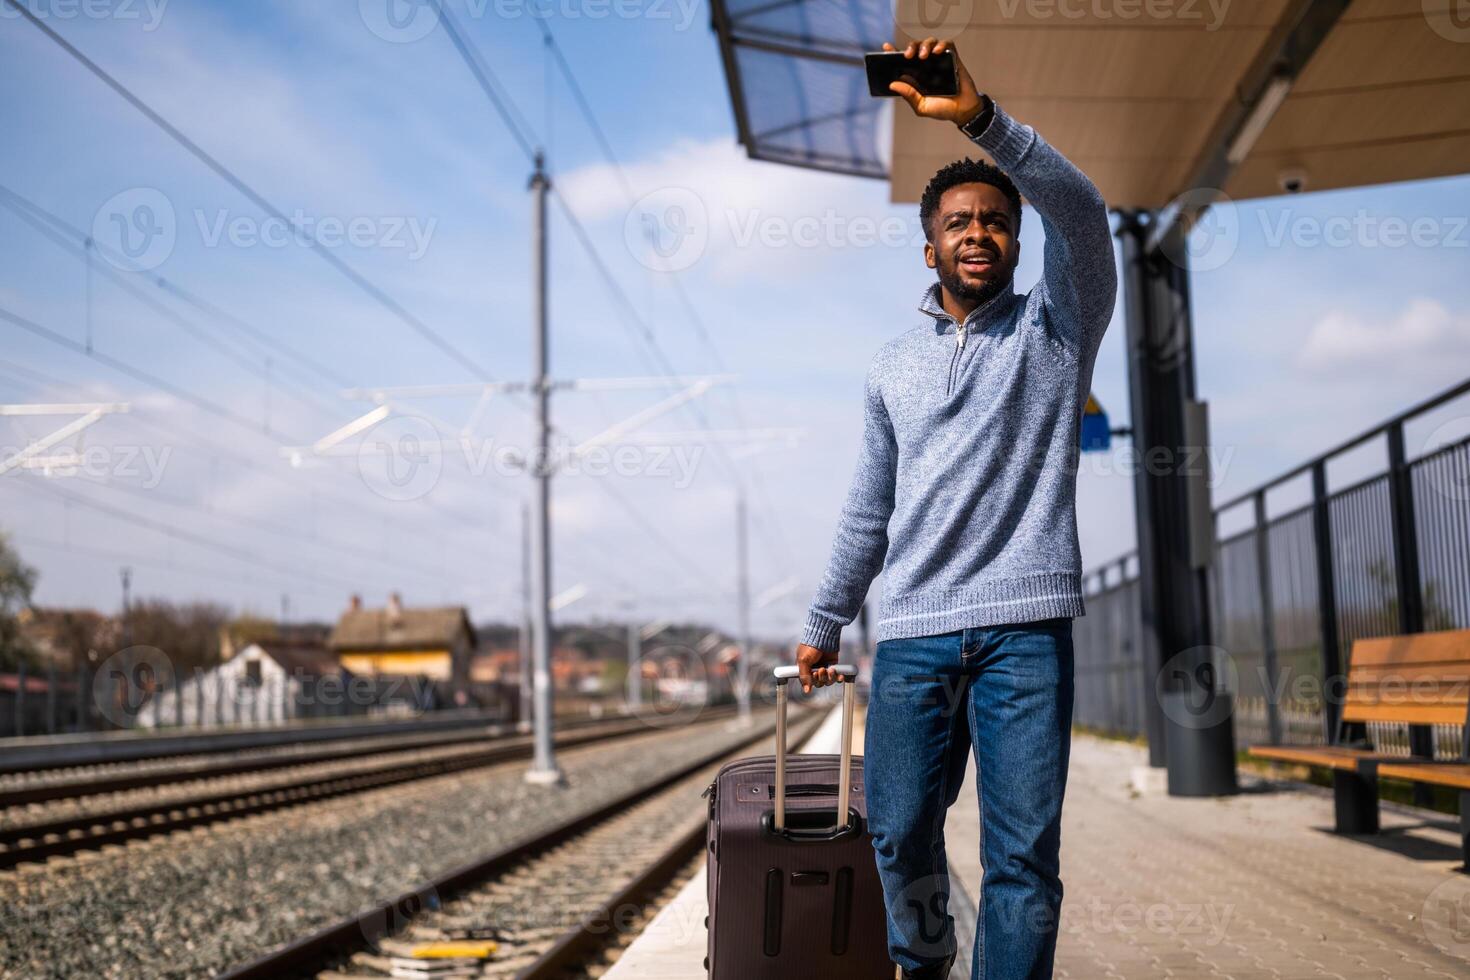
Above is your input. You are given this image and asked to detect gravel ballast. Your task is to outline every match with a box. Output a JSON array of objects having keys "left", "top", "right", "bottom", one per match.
[{"left": 0, "top": 709, "right": 792, "bottom": 979}]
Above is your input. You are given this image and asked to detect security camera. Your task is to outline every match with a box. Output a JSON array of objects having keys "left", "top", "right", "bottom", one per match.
[{"left": 1278, "top": 169, "right": 1308, "bottom": 194}]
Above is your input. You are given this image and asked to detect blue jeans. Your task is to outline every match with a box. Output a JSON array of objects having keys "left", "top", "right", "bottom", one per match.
[{"left": 864, "top": 619, "right": 1074, "bottom": 979}]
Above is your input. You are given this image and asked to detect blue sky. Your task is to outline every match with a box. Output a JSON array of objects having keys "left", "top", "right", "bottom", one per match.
[{"left": 1, "top": 1, "right": 1468, "bottom": 640}]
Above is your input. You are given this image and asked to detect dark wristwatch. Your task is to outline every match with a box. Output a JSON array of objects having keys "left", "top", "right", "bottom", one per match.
[{"left": 959, "top": 97, "right": 995, "bottom": 140}]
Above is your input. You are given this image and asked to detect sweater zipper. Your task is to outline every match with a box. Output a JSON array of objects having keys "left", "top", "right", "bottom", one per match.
[{"left": 946, "top": 321, "right": 967, "bottom": 396}]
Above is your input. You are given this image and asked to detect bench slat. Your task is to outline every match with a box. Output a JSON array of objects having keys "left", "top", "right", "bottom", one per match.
[
  {"left": 1340, "top": 702, "right": 1467, "bottom": 725},
  {"left": 1347, "top": 629, "right": 1470, "bottom": 667},
  {"left": 1376, "top": 763, "right": 1470, "bottom": 791},
  {"left": 1246, "top": 745, "right": 1371, "bottom": 770}
]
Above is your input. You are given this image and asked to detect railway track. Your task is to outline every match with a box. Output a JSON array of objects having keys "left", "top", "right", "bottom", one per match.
[
  {"left": 0, "top": 708, "right": 731, "bottom": 869},
  {"left": 218, "top": 704, "right": 828, "bottom": 980},
  {"left": 0, "top": 712, "right": 643, "bottom": 807},
  {"left": 0, "top": 724, "right": 515, "bottom": 807}
]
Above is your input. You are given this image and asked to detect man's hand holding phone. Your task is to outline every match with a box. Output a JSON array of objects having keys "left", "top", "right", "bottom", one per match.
[
  {"left": 794, "top": 643, "right": 840, "bottom": 695},
  {"left": 883, "top": 37, "right": 990, "bottom": 131}
]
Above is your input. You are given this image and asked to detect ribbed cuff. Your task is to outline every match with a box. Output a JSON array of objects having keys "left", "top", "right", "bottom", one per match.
[
  {"left": 963, "top": 100, "right": 1034, "bottom": 167},
  {"left": 801, "top": 611, "right": 843, "bottom": 653}
]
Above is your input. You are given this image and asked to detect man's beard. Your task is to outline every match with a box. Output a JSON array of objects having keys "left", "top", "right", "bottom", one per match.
[{"left": 937, "top": 258, "right": 1013, "bottom": 308}]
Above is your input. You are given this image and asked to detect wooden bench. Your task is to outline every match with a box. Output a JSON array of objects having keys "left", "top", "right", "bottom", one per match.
[{"left": 1247, "top": 628, "right": 1470, "bottom": 863}]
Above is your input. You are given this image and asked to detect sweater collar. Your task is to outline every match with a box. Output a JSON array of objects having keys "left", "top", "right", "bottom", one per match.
[{"left": 918, "top": 279, "right": 1015, "bottom": 333}]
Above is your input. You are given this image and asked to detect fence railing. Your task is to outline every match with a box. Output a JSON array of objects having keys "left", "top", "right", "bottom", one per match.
[{"left": 1076, "top": 377, "right": 1470, "bottom": 757}]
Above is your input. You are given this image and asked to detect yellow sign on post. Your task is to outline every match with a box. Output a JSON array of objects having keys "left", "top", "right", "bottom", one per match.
[{"left": 1081, "top": 393, "right": 1111, "bottom": 452}]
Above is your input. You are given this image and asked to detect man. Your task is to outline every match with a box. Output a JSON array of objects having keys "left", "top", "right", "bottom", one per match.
[{"left": 794, "top": 36, "right": 1115, "bottom": 980}]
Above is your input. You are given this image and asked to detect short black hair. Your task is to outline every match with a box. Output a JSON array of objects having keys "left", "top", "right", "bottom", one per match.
[{"left": 919, "top": 158, "right": 1022, "bottom": 242}]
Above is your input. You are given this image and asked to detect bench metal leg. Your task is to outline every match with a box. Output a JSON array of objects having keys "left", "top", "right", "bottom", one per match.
[{"left": 1332, "top": 770, "right": 1379, "bottom": 834}]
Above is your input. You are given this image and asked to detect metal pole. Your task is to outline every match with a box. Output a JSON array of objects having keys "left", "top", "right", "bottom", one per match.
[
  {"left": 120, "top": 567, "right": 132, "bottom": 649},
  {"left": 1388, "top": 422, "right": 1435, "bottom": 794},
  {"left": 1253, "top": 492, "right": 1283, "bottom": 745},
  {"left": 519, "top": 501, "right": 534, "bottom": 731},
  {"left": 1117, "top": 212, "right": 1236, "bottom": 795},
  {"left": 736, "top": 491, "right": 751, "bottom": 723},
  {"left": 119, "top": 567, "right": 132, "bottom": 732},
  {"left": 15, "top": 662, "right": 25, "bottom": 737},
  {"left": 46, "top": 660, "right": 56, "bottom": 734},
  {"left": 525, "top": 151, "right": 563, "bottom": 786},
  {"left": 1311, "top": 461, "right": 1345, "bottom": 743},
  {"left": 627, "top": 621, "right": 642, "bottom": 710},
  {"left": 1118, "top": 217, "right": 1168, "bottom": 768}
]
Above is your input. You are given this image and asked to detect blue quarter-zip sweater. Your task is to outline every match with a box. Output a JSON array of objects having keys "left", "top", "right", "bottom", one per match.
[{"left": 801, "top": 100, "right": 1117, "bottom": 652}]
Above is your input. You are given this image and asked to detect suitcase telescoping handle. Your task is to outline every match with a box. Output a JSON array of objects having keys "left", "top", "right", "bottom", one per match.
[{"left": 771, "top": 664, "right": 857, "bottom": 832}]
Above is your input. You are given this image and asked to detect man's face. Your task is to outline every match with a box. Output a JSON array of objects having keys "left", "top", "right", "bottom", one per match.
[{"left": 925, "top": 182, "right": 1019, "bottom": 307}]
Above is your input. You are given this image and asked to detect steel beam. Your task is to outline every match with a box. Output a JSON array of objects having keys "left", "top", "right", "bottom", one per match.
[
  {"left": 1118, "top": 212, "right": 1237, "bottom": 795},
  {"left": 1147, "top": 0, "right": 1353, "bottom": 252}
]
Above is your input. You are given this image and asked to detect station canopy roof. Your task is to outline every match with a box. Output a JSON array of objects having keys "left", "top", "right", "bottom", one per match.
[{"left": 711, "top": 0, "right": 1470, "bottom": 208}]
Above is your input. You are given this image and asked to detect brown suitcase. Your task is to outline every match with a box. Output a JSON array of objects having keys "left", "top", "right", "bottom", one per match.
[{"left": 703, "top": 666, "right": 893, "bottom": 978}]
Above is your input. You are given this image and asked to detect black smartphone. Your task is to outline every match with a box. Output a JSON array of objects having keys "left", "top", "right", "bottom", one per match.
[{"left": 864, "top": 49, "right": 958, "bottom": 99}]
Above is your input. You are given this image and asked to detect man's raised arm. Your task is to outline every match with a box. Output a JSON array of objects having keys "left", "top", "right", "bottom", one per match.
[{"left": 890, "top": 37, "right": 1117, "bottom": 353}]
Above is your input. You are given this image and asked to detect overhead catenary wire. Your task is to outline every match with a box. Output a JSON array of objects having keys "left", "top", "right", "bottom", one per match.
[
  {"left": 430, "top": 0, "right": 540, "bottom": 163},
  {"left": 3, "top": 0, "right": 495, "bottom": 382},
  {"left": 0, "top": 357, "right": 509, "bottom": 575},
  {"left": 1, "top": 477, "right": 366, "bottom": 595},
  {"left": 11, "top": 531, "right": 350, "bottom": 600},
  {"left": 427, "top": 9, "right": 758, "bottom": 602},
  {"left": 531, "top": 21, "right": 794, "bottom": 568},
  {"left": 0, "top": 182, "right": 358, "bottom": 393},
  {"left": 0, "top": 189, "right": 532, "bottom": 519},
  {"left": 0, "top": 188, "right": 347, "bottom": 423},
  {"left": 0, "top": 303, "right": 302, "bottom": 441}
]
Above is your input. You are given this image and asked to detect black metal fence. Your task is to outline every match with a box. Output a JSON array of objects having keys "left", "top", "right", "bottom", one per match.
[{"left": 1075, "top": 379, "right": 1470, "bottom": 757}]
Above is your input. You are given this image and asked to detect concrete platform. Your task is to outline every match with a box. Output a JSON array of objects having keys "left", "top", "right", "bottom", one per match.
[{"left": 608, "top": 717, "right": 1470, "bottom": 978}]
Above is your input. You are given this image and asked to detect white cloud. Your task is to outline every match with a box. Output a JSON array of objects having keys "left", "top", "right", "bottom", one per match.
[
  {"left": 555, "top": 138, "right": 921, "bottom": 287},
  {"left": 1296, "top": 299, "right": 1470, "bottom": 375}
]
